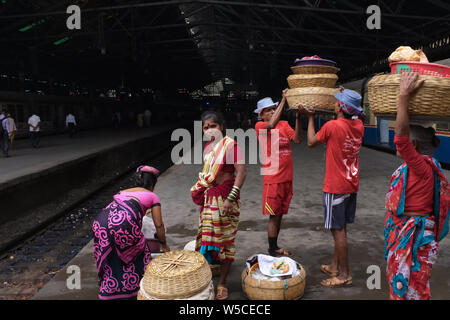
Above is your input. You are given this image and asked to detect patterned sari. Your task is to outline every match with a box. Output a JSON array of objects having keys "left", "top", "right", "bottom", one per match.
[
  {"left": 93, "top": 195, "right": 151, "bottom": 300},
  {"left": 384, "top": 156, "right": 450, "bottom": 300},
  {"left": 191, "top": 136, "right": 240, "bottom": 263}
]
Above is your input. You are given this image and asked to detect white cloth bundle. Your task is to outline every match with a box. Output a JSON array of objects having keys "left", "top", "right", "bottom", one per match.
[
  {"left": 246, "top": 254, "right": 300, "bottom": 281},
  {"left": 141, "top": 215, "right": 156, "bottom": 239}
]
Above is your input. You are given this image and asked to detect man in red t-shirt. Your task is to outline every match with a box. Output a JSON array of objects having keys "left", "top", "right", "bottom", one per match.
[
  {"left": 299, "top": 89, "right": 364, "bottom": 288},
  {"left": 255, "top": 89, "right": 302, "bottom": 257}
]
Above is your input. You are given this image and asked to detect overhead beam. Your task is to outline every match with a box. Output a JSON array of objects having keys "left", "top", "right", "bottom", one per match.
[{"left": 0, "top": 1, "right": 446, "bottom": 21}]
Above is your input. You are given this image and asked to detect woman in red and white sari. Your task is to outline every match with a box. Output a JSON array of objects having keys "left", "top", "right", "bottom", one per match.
[{"left": 191, "top": 111, "right": 246, "bottom": 300}]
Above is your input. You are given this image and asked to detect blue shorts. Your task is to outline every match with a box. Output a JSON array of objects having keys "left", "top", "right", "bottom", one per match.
[{"left": 322, "top": 193, "right": 357, "bottom": 230}]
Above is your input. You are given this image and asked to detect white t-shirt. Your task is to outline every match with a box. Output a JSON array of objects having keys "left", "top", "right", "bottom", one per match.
[
  {"left": 28, "top": 115, "right": 41, "bottom": 132},
  {"left": 66, "top": 114, "right": 76, "bottom": 126}
]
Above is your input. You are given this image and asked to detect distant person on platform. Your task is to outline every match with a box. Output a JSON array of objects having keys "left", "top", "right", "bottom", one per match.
[
  {"left": 6, "top": 112, "right": 17, "bottom": 148},
  {"left": 112, "top": 111, "right": 121, "bottom": 130},
  {"left": 66, "top": 113, "right": 77, "bottom": 138},
  {"left": 28, "top": 113, "right": 41, "bottom": 148},
  {"left": 254, "top": 90, "right": 302, "bottom": 258},
  {"left": 0, "top": 110, "right": 11, "bottom": 157},
  {"left": 299, "top": 88, "right": 365, "bottom": 288},
  {"left": 144, "top": 109, "right": 152, "bottom": 128}
]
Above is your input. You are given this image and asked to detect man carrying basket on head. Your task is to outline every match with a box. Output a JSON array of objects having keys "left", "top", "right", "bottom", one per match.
[
  {"left": 299, "top": 88, "right": 365, "bottom": 287},
  {"left": 384, "top": 72, "right": 449, "bottom": 300},
  {"left": 254, "top": 89, "right": 302, "bottom": 258}
]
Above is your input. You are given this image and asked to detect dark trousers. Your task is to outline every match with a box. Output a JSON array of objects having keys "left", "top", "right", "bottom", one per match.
[
  {"left": 68, "top": 123, "right": 76, "bottom": 138},
  {"left": 30, "top": 132, "right": 40, "bottom": 148},
  {"left": 1, "top": 132, "right": 9, "bottom": 156}
]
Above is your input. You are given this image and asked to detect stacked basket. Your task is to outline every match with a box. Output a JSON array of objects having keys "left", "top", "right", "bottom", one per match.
[
  {"left": 368, "top": 55, "right": 450, "bottom": 118},
  {"left": 138, "top": 250, "right": 214, "bottom": 300},
  {"left": 286, "top": 56, "right": 340, "bottom": 112}
]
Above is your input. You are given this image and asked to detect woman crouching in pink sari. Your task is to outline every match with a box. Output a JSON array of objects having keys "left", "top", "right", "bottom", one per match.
[{"left": 93, "top": 165, "right": 170, "bottom": 300}]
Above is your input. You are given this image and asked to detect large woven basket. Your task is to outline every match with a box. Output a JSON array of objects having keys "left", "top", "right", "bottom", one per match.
[
  {"left": 241, "top": 262, "right": 306, "bottom": 300},
  {"left": 368, "top": 74, "right": 450, "bottom": 116},
  {"left": 287, "top": 74, "right": 338, "bottom": 89},
  {"left": 138, "top": 280, "right": 215, "bottom": 300},
  {"left": 291, "top": 65, "right": 339, "bottom": 75},
  {"left": 139, "top": 250, "right": 212, "bottom": 300},
  {"left": 286, "top": 87, "right": 339, "bottom": 110}
]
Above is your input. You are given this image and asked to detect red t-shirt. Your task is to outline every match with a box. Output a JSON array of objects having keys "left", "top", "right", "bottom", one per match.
[
  {"left": 316, "top": 118, "right": 364, "bottom": 194},
  {"left": 255, "top": 120, "right": 295, "bottom": 184},
  {"left": 394, "top": 135, "right": 434, "bottom": 214}
]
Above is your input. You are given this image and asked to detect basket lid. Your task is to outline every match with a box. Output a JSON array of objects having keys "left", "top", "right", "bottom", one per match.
[
  {"left": 294, "top": 56, "right": 336, "bottom": 66},
  {"left": 145, "top": 250, "right": 206, "bottom": 277},
  {"left": 141, "top": 250, "right": 212, "bottom": 299}
]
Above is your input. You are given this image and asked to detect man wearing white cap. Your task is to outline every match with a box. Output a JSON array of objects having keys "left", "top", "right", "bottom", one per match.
[{"left": 254, "top": 89, "right": 302, "bottom": 257}]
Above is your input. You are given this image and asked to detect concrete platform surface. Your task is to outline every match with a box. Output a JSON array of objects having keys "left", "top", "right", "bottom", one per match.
[
  {"left": 34, "top": 138, "right": 450, "bottom": 300},
  {"left": 0, "top": 126, "right": 171, "bottom": 187}
]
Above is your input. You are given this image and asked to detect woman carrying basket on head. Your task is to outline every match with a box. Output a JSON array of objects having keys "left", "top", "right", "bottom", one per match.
[
  {"left": 93, "top": 165, "right": 170, "bottom": 300},
  {"left": 191, "top": 111, "right": 246, "bottom": 300},
  {"left": 384, "top": 72, "right": 449, "bottom": 300}
]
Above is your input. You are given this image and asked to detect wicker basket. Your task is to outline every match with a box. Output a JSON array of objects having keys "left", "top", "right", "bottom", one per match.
[
  {"left": 287, "top": 74, "right": 338, "bottom": 89},
  {"left": 138, "top": 280, "right": 215, "bottom": 300},
  {"left": 139, "top": 250, "right": 212, "bottom": 299},
  {"left": 291, "top": 65, "right": 340, "bottom": 75},
  {"left": 368, "top": 74, "right": 450, "bottom": 116},
  {"left": 241, "top": 262, "right": 306, "bottom": 300},
  {"left": 286, "top": 87, "right": 339, "bottom": 110}
]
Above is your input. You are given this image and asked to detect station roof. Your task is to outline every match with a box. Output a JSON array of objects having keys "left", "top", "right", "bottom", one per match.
[{"left": 1, "top": 1, "right": 449, "bottom": 93}]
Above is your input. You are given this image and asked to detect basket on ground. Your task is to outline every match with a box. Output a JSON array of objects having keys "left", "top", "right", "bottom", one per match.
[
  {"left": 291, "top": 65, "right": 339, "bottom": 75},
  {"left": 183, "top": 239, "right": 220, "bottom": 277},
  {"left": 287, "top": 74, "right": 338, "bottom": 89},
  {"left": 138, "top": 250, "right": 212, "bottom": 300},
  {"left": 241, "top": 262, "right": 306, "bottom": 300},
  {"left": 368, "top": 74, "right": 450, "bottom": 117},
  {"left": 286, "top": 87, "right": 339, "bottom": 111},
  {"left": 138, "top": 280, "right": 215, "bottom": 300}
]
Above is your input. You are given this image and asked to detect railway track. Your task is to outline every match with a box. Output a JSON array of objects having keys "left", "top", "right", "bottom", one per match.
[{"left": 0, "top": 136, "right": 178, "bottom": 300}]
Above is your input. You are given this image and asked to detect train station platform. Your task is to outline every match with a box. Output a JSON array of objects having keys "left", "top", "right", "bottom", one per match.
[
  {"left": 0, "top": 124, "right": 187, "bottom": 253},
  {"left": 0, "top": 126, "right": 171, "bottom": 186},
  {"left": 33, "top": 138, "right": 450, "bottom": 300}
]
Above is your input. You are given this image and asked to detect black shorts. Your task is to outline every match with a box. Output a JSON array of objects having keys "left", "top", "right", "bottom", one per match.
[{"left": 322, "top": 192, "right": 357, "bottom": 230}]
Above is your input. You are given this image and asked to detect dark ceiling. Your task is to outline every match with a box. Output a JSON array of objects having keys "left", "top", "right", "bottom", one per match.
[{"left": 0, "top": 0, "right": 449, "bottom": 94}]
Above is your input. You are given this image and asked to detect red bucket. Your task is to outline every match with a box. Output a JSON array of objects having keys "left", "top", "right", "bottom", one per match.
[{"left": 390, "top": 62, "right": 450, "bottom": 78}]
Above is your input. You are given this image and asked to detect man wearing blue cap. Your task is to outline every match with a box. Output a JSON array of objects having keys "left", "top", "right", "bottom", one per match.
[
  {"left": 299, "top": 88, "right": 365, "bottom": 287},
  {"left": 255, "top": 89, "right": 302, "bottom": 257}
]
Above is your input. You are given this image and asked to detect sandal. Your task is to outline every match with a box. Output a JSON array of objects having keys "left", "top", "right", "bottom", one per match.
[
  {"left": 216, "top": 285, "right": 228, "bottom": 300},
  {"left": 268, "top": 248, "right": 293, "bottom": 257},
  {"left": 320, "top": 265, "right": 339, "bottom": 277},
  {"left": 320, "top": 276, "right": 352, "bottom": 288}
]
